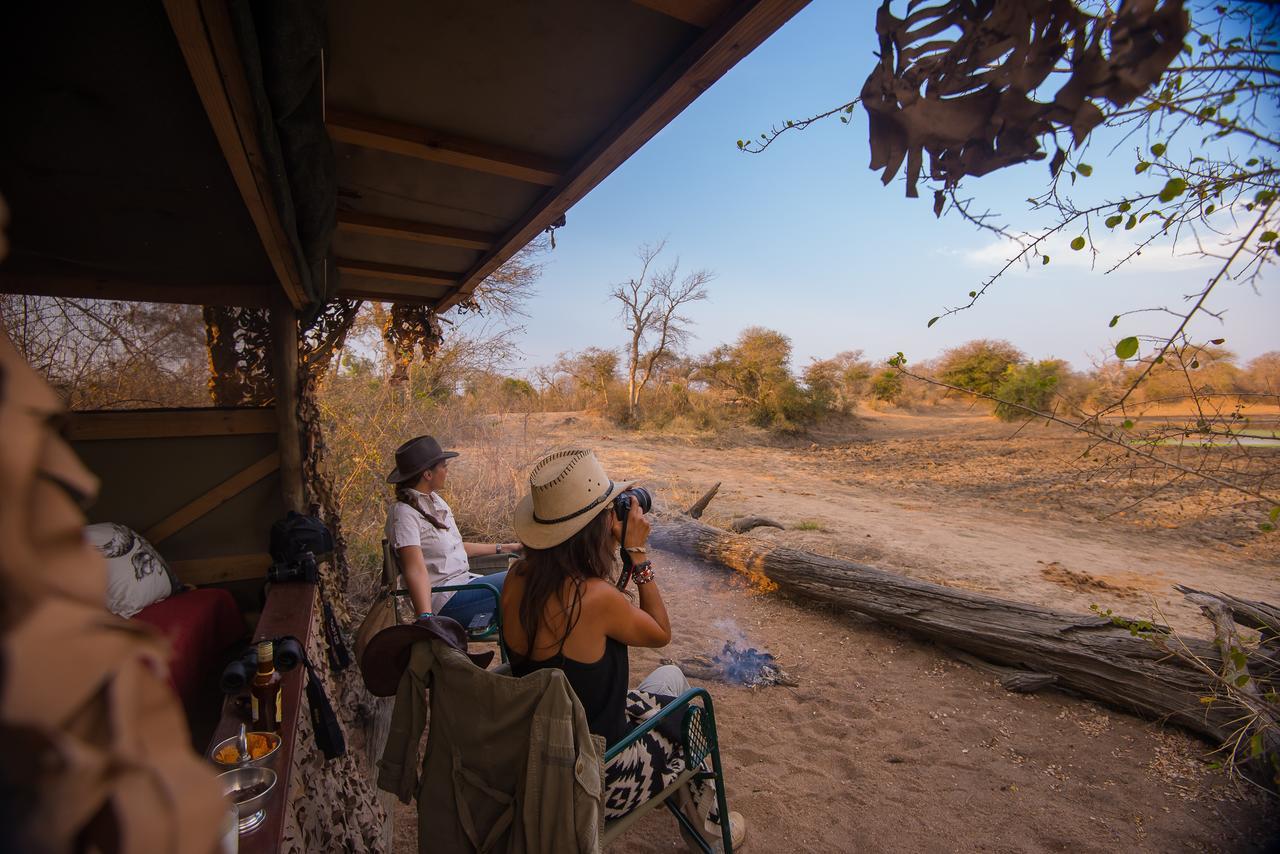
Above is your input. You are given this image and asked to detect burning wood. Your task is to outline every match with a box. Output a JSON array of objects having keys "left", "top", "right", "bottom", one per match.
[{"left": 664, "top": 641, "right": 797, "bottom": 689}]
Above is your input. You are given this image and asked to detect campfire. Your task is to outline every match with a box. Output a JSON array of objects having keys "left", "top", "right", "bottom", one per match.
[{"left": 665, "top": 641, "right": 797, "bottom": 688}]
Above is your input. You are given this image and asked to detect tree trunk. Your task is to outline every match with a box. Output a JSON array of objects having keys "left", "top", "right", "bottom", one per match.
[{"left": 651, "top": 515, "right": 1241, "bottom": 745}]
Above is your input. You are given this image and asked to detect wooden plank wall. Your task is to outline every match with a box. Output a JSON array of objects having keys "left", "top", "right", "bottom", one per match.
[{"left": 68, "top": 407, "right": 283, "bottom": 586}]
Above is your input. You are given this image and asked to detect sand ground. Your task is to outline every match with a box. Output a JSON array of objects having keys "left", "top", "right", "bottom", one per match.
[{"left": 392, "top": 405, "right": 1278, "bottom": 851}]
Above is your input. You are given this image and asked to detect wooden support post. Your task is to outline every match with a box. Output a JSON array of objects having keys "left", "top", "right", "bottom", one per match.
[{"left": 271, "top": 295, "right": 304, "bottom": 514}]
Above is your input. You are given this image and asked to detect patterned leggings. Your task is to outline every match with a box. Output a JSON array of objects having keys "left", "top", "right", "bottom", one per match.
[{"left": 602, "top": 680, "right": 721, "bottom": 825}]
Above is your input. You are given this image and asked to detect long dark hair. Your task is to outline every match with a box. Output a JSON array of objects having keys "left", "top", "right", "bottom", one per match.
[{"left": 514, "top": 508, "right": 616, "bottom": 659}]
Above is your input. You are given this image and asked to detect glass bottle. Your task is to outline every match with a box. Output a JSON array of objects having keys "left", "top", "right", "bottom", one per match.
[{"left": 249, "top": 640, "right": 282, "bottom": 732}]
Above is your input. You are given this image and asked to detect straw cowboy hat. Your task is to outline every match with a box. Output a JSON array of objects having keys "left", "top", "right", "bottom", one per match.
[
  {"left": 513, "top": 449, "right": 635, "bottom": 549},
  {"left": 385, "top": 435, "right": 459, "bottom": 484}
]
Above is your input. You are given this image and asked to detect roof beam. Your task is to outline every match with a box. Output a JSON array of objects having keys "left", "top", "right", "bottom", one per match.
[
  {"left": 336, "top": 258, "right": 457, "bottom": 304},
  {"left": 162, "top": 0, "right": 308, "bottom": 309},
  {"left": 336, "top": 259, "right": 457, "bottom": 286},
  {"left": 630, "top": 0, "right": 735, "bottom": 28},
  {"left": 0, "top": 270, "right": 270, "bottom": 308},
  {"left": 439, "top": 0, "right": 810, "bottom": 312},
  {"left": 327, "top": 109, "right": 566, "bottom": 186},
  {"left": 336, "top": 210, "right": 495, "bottom": 251}
]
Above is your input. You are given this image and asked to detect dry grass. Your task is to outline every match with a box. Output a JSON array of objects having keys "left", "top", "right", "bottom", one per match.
[{"left": 318, "top": 376, "right": 545, "bottom": 607}]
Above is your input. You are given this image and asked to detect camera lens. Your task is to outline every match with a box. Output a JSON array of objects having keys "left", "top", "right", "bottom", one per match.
[{"left": 629, "top": 487, "right": 652, "bottom": 514}]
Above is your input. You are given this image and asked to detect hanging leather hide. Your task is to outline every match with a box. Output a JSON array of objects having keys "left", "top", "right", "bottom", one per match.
[{"left": 861, "top": 0, "right": 1189, "bottom": 197}]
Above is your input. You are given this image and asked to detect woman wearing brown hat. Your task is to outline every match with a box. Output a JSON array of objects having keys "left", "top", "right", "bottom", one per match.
[
  {"left": 385, "top": 435, "right": 521, "bottom": 625},
  {"left": 501, "top": 449, "right": 745, "bottom": 850}
]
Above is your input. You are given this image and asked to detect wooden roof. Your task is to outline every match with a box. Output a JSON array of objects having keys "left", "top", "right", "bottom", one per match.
[{"left": 0, "top": 0, "right": 808, "bottom": 313}]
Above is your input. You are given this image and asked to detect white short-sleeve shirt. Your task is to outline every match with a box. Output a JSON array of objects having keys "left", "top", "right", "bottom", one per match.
[{"left": 386, "top": 488, "right": 475, "bottom": 613}]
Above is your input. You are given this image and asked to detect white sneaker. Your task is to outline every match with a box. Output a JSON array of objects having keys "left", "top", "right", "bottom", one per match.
[{"left": 704, "top": 811, "right": 746, "bottom": 852}]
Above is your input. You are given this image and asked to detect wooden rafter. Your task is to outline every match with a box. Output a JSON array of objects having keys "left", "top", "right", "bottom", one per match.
[
  {"left": 0, "top": 270, "right": 270, "bottom": 308},
  {"left": 631, "top": 0, "right": 735, "bottom": 28},
  {"left": 144, "top": 451, "right": 281, "bottom": 545},
  {"left": 162, "top": 0, "right": 308, "bottom": 309},
  {"left": 439, "top": 0, "right": 810, "bottom": 311},
  {"left": 336, "top": 210, "right": 495, "bottom": 251},
  {"left": 336, "top": 259, "right": 457, "bottom": 286},
  {"left": 327, "top": 109, "right": 566, "bottom": 186}
]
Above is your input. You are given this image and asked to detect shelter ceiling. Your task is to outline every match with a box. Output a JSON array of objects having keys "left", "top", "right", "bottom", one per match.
[{"left": 0, "top": 4, "right": 277, "bottom": 302}]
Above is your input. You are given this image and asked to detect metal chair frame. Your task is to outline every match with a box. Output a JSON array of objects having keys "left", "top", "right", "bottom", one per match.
[{"left": 601, "top": 687, "right": 734, "bottom": 853}]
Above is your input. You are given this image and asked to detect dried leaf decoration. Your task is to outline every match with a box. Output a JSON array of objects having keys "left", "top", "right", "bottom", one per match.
[{"left": 862, "top": 0, "right": 1189, "bottom": 197}]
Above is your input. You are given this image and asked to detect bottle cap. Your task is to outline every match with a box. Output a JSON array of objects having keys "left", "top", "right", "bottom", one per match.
[{"left": 257, "top": 640, "right": 273, "bottom": 663}]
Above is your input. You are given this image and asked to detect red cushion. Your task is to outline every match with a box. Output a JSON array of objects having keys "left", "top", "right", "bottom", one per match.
[{"left": 133, "top": 588, "right": 244, "bottom": 712}]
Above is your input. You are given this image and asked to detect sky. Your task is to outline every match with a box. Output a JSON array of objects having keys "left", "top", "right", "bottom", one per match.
[{"left": 490, "top": 0, "right": 1278, "bottom": 375}]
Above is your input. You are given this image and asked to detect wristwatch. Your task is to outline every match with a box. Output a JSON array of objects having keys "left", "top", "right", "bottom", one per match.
[{"left": 495, "top": 544, "right": 504, "bottom": 555}]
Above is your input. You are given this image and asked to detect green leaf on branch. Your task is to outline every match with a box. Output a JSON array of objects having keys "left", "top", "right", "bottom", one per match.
[
  {"left": 1042, "top": 255, "right": 1050, "bottom": 265},
  {"left": 1115, "top": 337, "right": 1139, "bottom": 360},
  {"left": 1125, "top": 215, "right": 1137, "bottom": 230},
  {"left": 1122, "top": 419, "right": 1134, "bottom": 430},
  {"left": 1077, "top": 163, "right": 1093, "bottom": 176},
  {"left": 1270, "top": 506, "right": 1280, "bottom": 523},
  {"left": 1070, "top": 236, "right": 1086, "bottom": 251},
  {"left": 1136, "top": 161, "right": 1150, "bottom": 174},
  {"left": 1158, "top": 178, "right": 1187, "bottom": 202},
  {"left": 1105, "top": 215, "right": 1123, "bottom": 228},
  {"left": 928, "top": 316, "right": 939, "bottom": 328},
  {"left": 1109, "top": 315, "right": 1119, "bottom": 328},
  {"left": 1150, "top": 143, "right": 1167, "bottom": 157},
  {"left": 1118, "top": 201, "right": 1132, "bottom": 212},
  {"left": 1210, "top": 338, "right": 1225, "bottom": 345},
  {"left": 1250, "top": 733, "right": 1264, "bottom": 758},
  {"left": 1261, "top": 231, "right": 1278, "bottom": 243},
  {"left": 1236, "top": 674, "right": 1251, "bottom": 688}
]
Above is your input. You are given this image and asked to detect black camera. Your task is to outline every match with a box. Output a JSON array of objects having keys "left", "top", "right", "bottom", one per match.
[
  {"left": 613, "top": 486, "right": 652, "bottom": 521},
  {"left": 267, "top": 549, "right": 318, "bottom": 584}
]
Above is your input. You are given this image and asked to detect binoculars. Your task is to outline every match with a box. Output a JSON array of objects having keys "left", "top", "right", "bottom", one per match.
[{"left": 219, "top": 636, "right": 306, "bottom": 694}]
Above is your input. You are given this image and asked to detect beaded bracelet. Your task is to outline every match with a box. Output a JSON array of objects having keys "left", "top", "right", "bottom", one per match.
[{"left": 632, "top": 560, "right": 655, "bottom": 585}]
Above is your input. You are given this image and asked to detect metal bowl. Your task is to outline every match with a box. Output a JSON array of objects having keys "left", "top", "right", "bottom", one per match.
[
  {"left": 210, "top": 731, "right": 281, "bottom": 769},
  {"left": 218, "top": 766, "right": 277, "bottom": 833}
]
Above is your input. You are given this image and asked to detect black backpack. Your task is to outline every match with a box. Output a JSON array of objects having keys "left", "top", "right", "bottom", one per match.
[{"left": 269, "top": 511, "right": 334, "bottom": 565}]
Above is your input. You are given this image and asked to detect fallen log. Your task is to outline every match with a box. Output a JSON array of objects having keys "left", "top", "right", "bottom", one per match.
[{"left": 651, "top": 514, "right": 1245, "bottom": 745}]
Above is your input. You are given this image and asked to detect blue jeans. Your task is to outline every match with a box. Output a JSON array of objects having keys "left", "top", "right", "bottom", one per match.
[{"left": 438, "top": 571, "right": 507, "bottom": 629}]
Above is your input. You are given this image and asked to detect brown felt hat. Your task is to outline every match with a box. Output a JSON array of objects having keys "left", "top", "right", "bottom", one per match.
[
  {"left": 385, "top": 435, "right": 459, "bottom": 484},
  {"left": 360, "top": 616, "right": 494, "bottom": 697}
]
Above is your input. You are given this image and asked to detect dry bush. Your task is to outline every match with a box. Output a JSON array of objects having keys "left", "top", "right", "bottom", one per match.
[{"left": 317, "top": 367, "right": 548, "bottom": 607}]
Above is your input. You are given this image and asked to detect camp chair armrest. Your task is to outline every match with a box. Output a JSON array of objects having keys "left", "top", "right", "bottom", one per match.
[{"left": 604, "top": 687, "right": 712, "bottom": 763}]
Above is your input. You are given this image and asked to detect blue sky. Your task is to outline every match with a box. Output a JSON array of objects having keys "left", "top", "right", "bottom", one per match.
[{"left": 501, "top": 0, "right": 1277, "bottom": 374}]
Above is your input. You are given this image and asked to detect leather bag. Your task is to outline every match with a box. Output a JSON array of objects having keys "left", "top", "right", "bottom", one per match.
[{"left": 355, "top": 539, "right": 402, "bottom": 663}]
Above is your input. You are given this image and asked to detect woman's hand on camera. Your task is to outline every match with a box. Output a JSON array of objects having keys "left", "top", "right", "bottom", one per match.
[{"left": 609, "top": 494, "right": 650, "bottom": 550}]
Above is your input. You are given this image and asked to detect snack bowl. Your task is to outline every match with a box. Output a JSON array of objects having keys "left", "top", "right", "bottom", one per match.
[
  {"left": 210, "top": 731, "right": 281, "bottom": 769},
  {"left": 218, "top": 766, "right": 277, "bottom": 833}
]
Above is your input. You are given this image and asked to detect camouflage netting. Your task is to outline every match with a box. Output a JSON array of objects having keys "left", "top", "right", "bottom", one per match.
[
  {"left": 279, "top": 568, "right": 386, "bottom": 853},
  {"left": 862, "top": 0, "right": 1189, "bottom": 198},
  {"left": 383, "top": 302, "right": 443, "bottom": 384}
]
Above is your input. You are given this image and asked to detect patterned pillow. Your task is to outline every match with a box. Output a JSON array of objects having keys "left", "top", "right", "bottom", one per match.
[{"left": 85, "top": 523, "right": 182, "bottom": 618}]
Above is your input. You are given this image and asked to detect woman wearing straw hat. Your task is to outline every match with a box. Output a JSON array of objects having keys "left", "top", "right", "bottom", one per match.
[
  {"left": 385, "top": 435, "right": 521, "bottom": 625},
  {"left": 501, "top": 449, "right": 746, "bottom": 850}
]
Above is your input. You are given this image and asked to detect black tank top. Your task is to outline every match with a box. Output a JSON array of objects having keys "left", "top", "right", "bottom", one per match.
[{"left": 511, "top": 638, "right": 630, "bottom": 747}]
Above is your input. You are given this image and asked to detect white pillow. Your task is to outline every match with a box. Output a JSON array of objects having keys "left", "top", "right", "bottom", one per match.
[{"left": 85, "top": 523, "right": 181, "bottom": 618}]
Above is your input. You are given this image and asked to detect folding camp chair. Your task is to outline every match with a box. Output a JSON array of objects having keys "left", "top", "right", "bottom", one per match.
[
  {"left": 382, "top": 538, "right": 509, "bottom": 661},
  {"left": 601, "top": 687, "right": 736, "bottom": 853}
]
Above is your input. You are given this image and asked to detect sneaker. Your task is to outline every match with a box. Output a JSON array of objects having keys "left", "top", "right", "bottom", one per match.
[{"left": 704, "top": 811, "right": 747, "bottom": 852}]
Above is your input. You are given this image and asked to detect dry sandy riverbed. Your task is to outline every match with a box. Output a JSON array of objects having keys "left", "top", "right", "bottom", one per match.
[{"left": 392, "top": 405, "right": 1278, "bottom": 851}]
